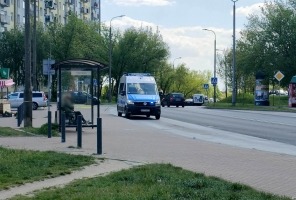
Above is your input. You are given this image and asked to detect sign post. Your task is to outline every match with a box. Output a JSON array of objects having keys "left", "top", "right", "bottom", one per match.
[
  {"left": 43, "top": 59, "right": 55, "bottom": 111},
  {"left": 274, "top": 71, "right": 284, "bottom": 107}
]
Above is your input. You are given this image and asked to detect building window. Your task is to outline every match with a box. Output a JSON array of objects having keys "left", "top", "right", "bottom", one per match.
[
  {"left": 17, "top": 0, "right": 20, "bottom": 8},
  {"left": 17, "top": 14, "right": 20, "bottom": 24},
  {"left": 23, "top": 0, "right": 25, "bottom": 9},
  {"left": 11, "top": 12, "right": 13, "bottom": 22}
]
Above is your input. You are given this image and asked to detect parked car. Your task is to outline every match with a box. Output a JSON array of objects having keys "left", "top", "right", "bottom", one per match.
[
  {"left": 161, "top": 93, "right": 185, "bottom": 107},
  {"left": 8, "top": 91, "right": 48, "bottom": 110},
  {"left": 71, "top": 91, "right": 99, "bottom": 105},
  {"left": 185, "top": 98, "right": 194, "bottom": 105}
]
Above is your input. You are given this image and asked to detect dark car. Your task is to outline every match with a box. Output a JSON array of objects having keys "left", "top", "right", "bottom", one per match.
[
  {"left": 161, "top": 93, "right": 185, "bottom": 107},
  {"left": 71, "top": 92, "right": 99, "bottom": 105}
]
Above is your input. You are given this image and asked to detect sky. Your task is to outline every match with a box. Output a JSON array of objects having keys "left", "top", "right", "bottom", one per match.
[{"left": 100, "top": 0, "right": 267, "bottom": 89}]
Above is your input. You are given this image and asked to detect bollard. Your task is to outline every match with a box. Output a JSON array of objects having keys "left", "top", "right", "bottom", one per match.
[
  {"left": 17, "top": 103, "right": 23, "bottom": 127},
  {"left": 17, "top": 105, "right": 21, "bottom": 127},
  {"left": 61, "top": 112, "right": 66, "bottom": 143},
  {"left": 48, "top": 111, "right": 52, "bottom": 138},
  {"left": 54, "top": 111, "right": 57, "bottom": 124},
  {"left": 77, "top": 115, "right": 82, "bottom": 148},
  {"left": 97, "top": 117, "right": 102, "bottom": 155}
]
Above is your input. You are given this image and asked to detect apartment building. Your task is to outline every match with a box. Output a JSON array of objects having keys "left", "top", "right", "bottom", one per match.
[{"left": 0, "top": 0, "right": 100, "bottom": 33}]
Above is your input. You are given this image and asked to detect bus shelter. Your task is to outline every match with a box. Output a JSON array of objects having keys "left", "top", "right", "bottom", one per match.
[{"left": 52, "top": 59, "right": 108, "bottom": 128}]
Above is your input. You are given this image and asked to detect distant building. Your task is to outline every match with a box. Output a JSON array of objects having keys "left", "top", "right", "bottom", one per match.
[{"left": 0, "top": 0, "right": 100, "bottom": 33}]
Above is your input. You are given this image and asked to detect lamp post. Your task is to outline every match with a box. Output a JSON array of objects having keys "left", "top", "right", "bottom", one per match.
[
  {"left": 203, "top": 28, "right": 217, "bottom": 103},
  {"left": 231, "top": 0, "right": 238, "bottom": 106},
  {"left": 173, "top": 57, "right": 182, "bottom": 69},
  {"left": 108, "top": 15, "right": 125, "bottom": 103}
]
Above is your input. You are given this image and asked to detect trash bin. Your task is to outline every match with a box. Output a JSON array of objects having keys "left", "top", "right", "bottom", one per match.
[
  {"left": 254, "top": 71, "right": 269, "bottom": 106},
  {"left": 288, "top": 76, "right": 296, "bottom": 107}
]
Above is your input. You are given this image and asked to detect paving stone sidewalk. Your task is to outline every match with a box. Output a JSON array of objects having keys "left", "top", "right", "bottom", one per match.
[{"left": 0, "top": 105, "right": 296, "bottom": 199}]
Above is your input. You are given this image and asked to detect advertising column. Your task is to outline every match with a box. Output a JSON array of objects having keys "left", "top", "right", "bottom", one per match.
[
  {"left": 289, "top": 76, "right": 296, "bottom": 107},
  {"left": 255, "top": 72, "right": 269, "bottom": 106}
]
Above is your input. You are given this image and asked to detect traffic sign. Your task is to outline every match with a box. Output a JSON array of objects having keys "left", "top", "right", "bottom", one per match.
[
  {"left": 43, "top": 59, "right": 55, "bottom": 75},
  {"left": 211, "top": 77, "right": 218, "bottom": 85},
  {"left": 93, "top": 79, "right": 98, "bottom": 86},
  {"left": 274, "top": 71, "right": 284, "bottom": 82},
  {"left": 203, "top": 84, "right": 209, "bottom": 89}
]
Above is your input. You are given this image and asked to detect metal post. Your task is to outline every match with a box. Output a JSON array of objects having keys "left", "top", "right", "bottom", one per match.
[
  {"left": 214, "top": 37, "right": 217, "bottom": 103},
  {"left": 32, "top": 0, "right": 37, "bottom": 91},
  {"left": 48, "top": 111, "right": 51, "bottom": 138},
  {"left": 173, "top": 57, "right": 181, "bottom": 70},
  {"left": 97, "top": 117, "right": 102, "bottom": 154},
  {"left": 231, "top": 0, "right": 238, "bottom": 106},
  {"left": 98, "top": 0, "right": 101, "bottom": 34},
  {"left": 279, "top": 81, "right": 281, "bottom": 107},
  {"left": 61, "top": 112, "right": 65, "bottom": 142},
  {"left": 47, "top": 58, "right": 51, "bottom": 112},
  {"left": 91, "top": 70, "right": 94, "bottom": 127},
  {"left": 108, "top": 25, "right": 112, "bottom": 103},
  {"left": 24, "top": 0, "right": 32, "bottom": 127},
  {"left": 108, "top": 15, "right": 125, "bottom": 103},
  {"left": 58, "top": 67, "right": 62, "bottom": 132},
  {"left": 202, "top": 28, "right": 216, "bottom": 103},
  {"left": 77, "top": 115, "right": 82, "bottom": 148},
  {"left": 54, "top": 110, "right": 57, "bottom": 124}
]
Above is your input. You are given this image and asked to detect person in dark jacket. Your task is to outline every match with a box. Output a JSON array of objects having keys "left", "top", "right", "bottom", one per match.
[{"left": 61, "top": 94, "right": 87, "bottom": 124}]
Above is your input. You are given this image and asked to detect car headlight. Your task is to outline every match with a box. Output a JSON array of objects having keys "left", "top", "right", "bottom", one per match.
[
  {"left": 127, "top": 100, "right": 134, "bottom": 105},
  {"left": 156, "top": 100, "right": 161, "bottom": 105}
]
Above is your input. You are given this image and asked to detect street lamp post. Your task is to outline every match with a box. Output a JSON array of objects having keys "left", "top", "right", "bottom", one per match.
[
  {"left": 203, "top": 28, "right": 217, "bottom": 103},
  {"left": 173, "top": 57, "right": 182, "bottom": 69},
  {"left": 108, "top": 15, "right": 125, "bottom": 103},
  {"left": 231, "top": 0, "right": 238, "bottom": 106}
]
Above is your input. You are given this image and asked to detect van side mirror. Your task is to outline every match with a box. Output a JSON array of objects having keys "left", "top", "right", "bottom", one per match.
[{"left": 120, "top": 91, "right": 126, "bottom": 96}]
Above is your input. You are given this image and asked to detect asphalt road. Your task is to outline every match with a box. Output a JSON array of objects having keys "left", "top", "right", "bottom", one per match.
[{"left": 160, "top": 106, "right": 296, "bottom": 146}]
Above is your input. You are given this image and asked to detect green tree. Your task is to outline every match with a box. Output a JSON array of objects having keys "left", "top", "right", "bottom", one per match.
[
  {"left": 112, "top": 27, "right": 170, "bottom": 97},
  {"left": 0, "top": 28, "right": 24, "bottom": 89}
]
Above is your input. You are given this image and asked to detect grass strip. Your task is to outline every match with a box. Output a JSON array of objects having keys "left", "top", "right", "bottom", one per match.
[
  {"left": 0, "top": 127, "right": 33, "bottom": 137},
  {"left": 12, "top": 164, "right": 290, "bottom": 200},
  {"left": 0, "top": 124, "right": 60, "bottom": 137},
  {"left": 0, "top": 147, "right": 95, "bottom": 190},
  {"left": 207, "top": 102, "right": 296, "bottom": 112}
]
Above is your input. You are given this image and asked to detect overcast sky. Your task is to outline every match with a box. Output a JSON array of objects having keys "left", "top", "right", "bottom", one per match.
[{"left": 101, "top": 0, "right": 267, "bottom": 89}]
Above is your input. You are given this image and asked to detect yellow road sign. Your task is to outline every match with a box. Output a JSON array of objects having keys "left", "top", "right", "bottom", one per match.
[{"left": 274, "top": 71, "right": 284, "bottom": 82}]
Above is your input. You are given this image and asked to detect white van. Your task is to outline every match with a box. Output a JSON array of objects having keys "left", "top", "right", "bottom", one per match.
[
  {"left": 193, "top": 94, "right": 205, "bottom": 106},
  {"left": 117, "top": 73, "right": 161, "bottom": 119}
]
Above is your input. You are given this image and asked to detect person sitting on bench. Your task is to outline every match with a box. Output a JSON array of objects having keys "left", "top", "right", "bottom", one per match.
[{"left": 62, "top": 94, "right": 87, "bottom": 124}]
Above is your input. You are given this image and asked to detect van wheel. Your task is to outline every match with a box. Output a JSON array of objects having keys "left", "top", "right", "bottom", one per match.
[
  {"left": 176, "top": 105, "right": 179, "bottom": 107},
  {"left": 125, "top": 107, "right": 130, "bottom": 119},
  {"left": 167, "top": 104, "right": 170, "bottom": 107},
  {"left": 155, "top": 114, "right": 160, "bottom": 120},
  {"left": 182, "top": 104, "right": 185, "bottom": 108},
  {"left": 32, "top": 102, "right": 38, "bottom": 110},
  {"left": 146, "top": 114, "right": 150, "bottom": 118},
  {"left": 118, "top": 112, "right": 122, "bottom": 117}
]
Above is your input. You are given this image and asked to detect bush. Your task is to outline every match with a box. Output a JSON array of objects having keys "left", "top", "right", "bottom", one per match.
[{"left": 38, "top": 123, "right": 59, "bottom": 136}]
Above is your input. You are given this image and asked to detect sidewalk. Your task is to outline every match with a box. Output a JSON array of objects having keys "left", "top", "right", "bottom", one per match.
[{"left": 1, "top": 106, "right": 296, "bottom": 199}]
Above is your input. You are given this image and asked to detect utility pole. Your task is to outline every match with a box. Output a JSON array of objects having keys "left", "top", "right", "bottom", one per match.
[
  {"left": 32, "top": 0, "right": 37, "bottom": 91},
  {"left": 231, "top": 0, "right": 238, "bottom": 106},
  {"left": 24, "top": 0, "right": 32, "bottom": 127}
]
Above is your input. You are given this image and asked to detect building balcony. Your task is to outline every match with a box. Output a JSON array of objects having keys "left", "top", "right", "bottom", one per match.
[
  {"left": 0, "top": 13, "right": 10, "bottom": 25},
  {"left": 0, "top": 0, "right": 10, "bottom": 7}
]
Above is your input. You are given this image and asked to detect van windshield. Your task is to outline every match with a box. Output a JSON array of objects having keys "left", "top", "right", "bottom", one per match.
[{"left": 127, "top": 83, "right": 157, "bottom": 95}]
